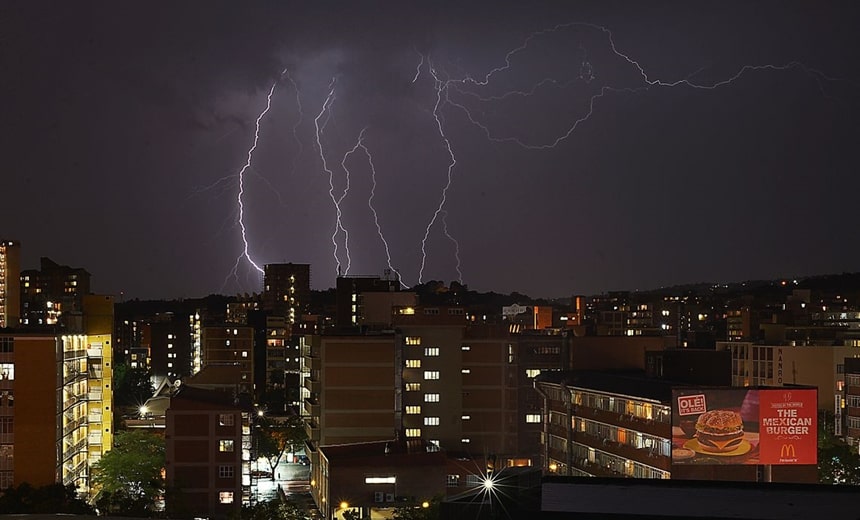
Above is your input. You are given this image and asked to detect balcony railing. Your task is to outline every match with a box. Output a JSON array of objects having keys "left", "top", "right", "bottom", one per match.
[
  {"left": 305, "top": 419, "right": 320, "bottom": 442},
  {"left": 573, "top": 431, "right": 670, "bottom": 472},
  {"left": 304, "top": 377, "right": 320, "bottom": 394},
  {"left": 303, "top": 354, "right": 321, "bottom": 371},
  {"left": 303, "top": 397, "right": 320, "bottom": 418}
]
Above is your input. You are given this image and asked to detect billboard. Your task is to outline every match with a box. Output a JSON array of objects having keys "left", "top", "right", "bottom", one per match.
[{"left": 671, "top": 388, "right": 817, "bottom": 465}]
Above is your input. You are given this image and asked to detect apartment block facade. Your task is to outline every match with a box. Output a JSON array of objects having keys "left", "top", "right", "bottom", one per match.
[
  {"left": 165, "top": 385, "right": 252, "bottom": 518},
  {"left": 0, "top": 240, "right": 20, "bottom": 329}
]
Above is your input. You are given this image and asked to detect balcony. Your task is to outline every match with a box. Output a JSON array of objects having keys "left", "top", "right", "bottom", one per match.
[
  {"left": 573, "top": 431, "right": 670, "bottom": 472},
  {"left": 576, "top": 406, "right": 670, "bottom": 439},
  {"left": 86, "top": 348, "right": 103, "bottom": 358},
  {"left": 303, "top": 397, "right": 320, "bottom": 418},
  {"left": 303, "top": 354, "right": 321, "bottom": 371},
  {"left": 304, "top": 377, "right": 320, "bottom": 395},
  {"left": 88, "top": 391, "right": 103, "bottom": 402},
  {"left": 88, "top": 433, "right": 102, "bottom": 445},
  {"left": 546, "top": 422, "right": 570, "bottom": 440},
  {"left": 305, "top": 419, "right": 320, "bottom": 442}
]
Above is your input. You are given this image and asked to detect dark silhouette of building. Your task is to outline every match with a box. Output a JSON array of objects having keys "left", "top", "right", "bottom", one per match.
[
  {"left": 20, "top": 256, "right": 89, "bottom": 327},
  {"left": 262, "top": 263, "right": 310, "bottom": 324}
]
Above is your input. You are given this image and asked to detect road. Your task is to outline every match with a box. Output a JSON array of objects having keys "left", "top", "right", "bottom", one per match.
[{"left": 254, "top": 461, "right": 311, "bottom": 503}]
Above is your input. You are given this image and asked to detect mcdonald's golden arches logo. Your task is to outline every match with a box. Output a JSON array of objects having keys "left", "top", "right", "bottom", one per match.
[{"left": 780, "top": 444, "right": 796, "bottom": 458}]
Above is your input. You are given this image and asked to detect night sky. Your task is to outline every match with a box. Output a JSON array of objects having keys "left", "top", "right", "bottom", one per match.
[{"left": 2, "top": 2, "right": 859, "bottom": 300}]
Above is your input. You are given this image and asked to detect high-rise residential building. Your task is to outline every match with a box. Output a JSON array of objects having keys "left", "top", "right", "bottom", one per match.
[
  {"left": 0, "top": 294, "right": 114, "bottom": 495},
  {"left": 20, "top": 257, "right": 90, "bottom": 327},
  {"left": 0, "top": 240, "right": 21, "bottom": 329},
  {"left": 262, "top": 263, "right": 310, "bottom": 324}
]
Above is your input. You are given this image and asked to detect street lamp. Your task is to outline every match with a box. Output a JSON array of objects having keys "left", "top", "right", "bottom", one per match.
[{"left": 335, "top": 501, "right": 349, "bottom": 520}]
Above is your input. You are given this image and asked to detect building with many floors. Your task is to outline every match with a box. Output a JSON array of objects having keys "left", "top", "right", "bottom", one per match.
[
  {"left": 165, "top": 384, "right": 252, "bottom": 519},
  {"left": 0, "top": 294, "right": 114, "bottom": 495},
  {"left": 0, "top": 240, "right": 20, "bottom": 329}
]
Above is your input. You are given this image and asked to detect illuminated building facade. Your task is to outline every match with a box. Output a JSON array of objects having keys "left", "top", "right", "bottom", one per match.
[
  {"left": 0, "top": 296, "right": 113, "bottom": 495},
  {"left": 0, "top": 240, "right": 20, "bottom": 329}
]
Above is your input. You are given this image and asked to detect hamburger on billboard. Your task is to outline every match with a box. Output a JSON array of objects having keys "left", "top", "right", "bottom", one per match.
[{"left": 671, "top": 387, "right": 816, "bottom": 465}]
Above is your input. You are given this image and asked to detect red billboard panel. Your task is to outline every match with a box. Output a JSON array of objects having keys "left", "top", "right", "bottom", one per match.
[
  {"left": 758, "top": 389, "right": 817, "bottom": 464},
  {"left": 671, "top": 388, "right": 817, "bottom": 466}
]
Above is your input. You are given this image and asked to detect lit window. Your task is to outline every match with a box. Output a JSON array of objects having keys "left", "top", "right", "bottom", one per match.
[
  {"left": 218, "top": 465, "right": 234, "bottom": 478},
  {"left": 461, "top": 369, "right": 470, "bottom": 374},
  {"left": 461, "top": 415, "right": 470, "bottom": 420},
  {"left": 406, "top": 359, "right": 421, "bottom": 368},
  {"left": 219, "top": 414, "right": 235, "bottom": 426},
  {"left": 219, "top": 440, "right": 234, "bottom": 452},
  {"left": 525, "top": 414, "right": 541, "bottom": 423},
  {"left": 405, "top": 337, "right": 421, "bottom": 346},
  {"left": 447, "top": 474, "right": 460, "bottom": 487},
  {"left": 525, "top": 369, "right": 540, "bottom": 378},
  {"left": 461, "top": 345, "right": 470, "bottom": 351},
  {"left": 424, "top": 417, "right": 440, "bottom": 426},
  {"left": 424, "top": 371, "right": 439, "bottom": 380},
  {"left": 406, "top": 406, "right": 421, "bottom": 414},
  {"left": 424, "top": 393, "right": 440, "bottom": 403},
  {"left": 461, "top": 438, "right": 470, "bottom": 444},
  {"left": 365, "top": 476, "right": 396, "bottom": 484},
  {"left": 242, "top": 351, "right": 248, "bottom": 358},
  {"left": 406, "top": 383, "right": 421, "bottom": 391},
  {"left": 219, "top": 491, "right": 234, "bottom": 504},
  {"left": 425, "top": 347, "right": 439, "bottom": 357},
  {"left": 0, "top": 364, "right": 14, "bottom": 381},
  {"left": 406, "top": 428, "right": 421, "bottom": 438}
]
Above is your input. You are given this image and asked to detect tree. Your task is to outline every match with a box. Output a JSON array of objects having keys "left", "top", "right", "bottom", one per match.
[
  {"left": 817, "top": 410, "right": 860, "bottom": 485},
  {"left": 113, "top": 362, "right": 156, "bottom": 408},
  {"left": 90, "top": 429, "right": 165, "bottom": 515},
  {"left": 819, "top": 441, "right": 860, "bottom": 484},
  {"left": 254, "top": 415, "right": 308, "bottom": 480},
  {"left": 0, "top": 483, "right": 94, "bottom": 514},
  {"left": 392, "top": 497, "right": 441, "bottom": 520}
]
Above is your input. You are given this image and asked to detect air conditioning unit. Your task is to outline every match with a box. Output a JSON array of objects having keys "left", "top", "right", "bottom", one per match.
[
  {"left": 374, "top": 492, "right": 384, "bottom": 503},
  {"left": 385, "top": 493, "right": 395, "bottom": 503}
]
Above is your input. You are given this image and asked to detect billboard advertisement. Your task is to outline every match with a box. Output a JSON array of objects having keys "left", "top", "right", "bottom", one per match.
[{"left": 671, "top": 388, "right": 817, "bottom": 465}]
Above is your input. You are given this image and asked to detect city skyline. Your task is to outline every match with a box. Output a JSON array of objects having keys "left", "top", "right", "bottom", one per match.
[{"left": 2, "top": 2, "right": 859, "bottom": 300}]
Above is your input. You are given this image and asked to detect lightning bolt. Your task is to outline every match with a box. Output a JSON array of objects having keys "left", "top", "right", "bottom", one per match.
[
  {"left": 313, "top": 77, "right": 352, "bottom": 276},
  {"left": 418, "top": 62, "right": 459, "bottom": 284},
  {"left": 225, "top": 69, "right": 288, "bottom": 289},
  {"left": 340, "top": 127, "right": 407, "bottom": 287},
  {"left": 440, "top": 210, "right": 462, "bottom": 284},
  {"left": 283, "top": 68, "right": 304, "bottom": 177},
  {"left": 436, "top": 22, "right": 846, "bottom": 150},
  {"left": 412, "top": 48, "right": 425, "bottom": 83}
]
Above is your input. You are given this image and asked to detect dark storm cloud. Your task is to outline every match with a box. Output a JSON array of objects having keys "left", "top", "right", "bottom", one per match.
[{"left": 2, "top": 1, "right": 860, "bottom": 299}]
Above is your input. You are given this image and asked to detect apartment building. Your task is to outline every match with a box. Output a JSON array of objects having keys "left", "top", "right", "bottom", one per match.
[
  {"left": 165, "top": 385, "right": 252, "bottom": 518},
  {"left": 0, "top": 240, "right": 20, "bottom": 329},
  {"left": 0, "top": 294, "right": 114, "bottom": 494},
  {"left": 716, "top": 341, "right": 860, "bottom": 411}
]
